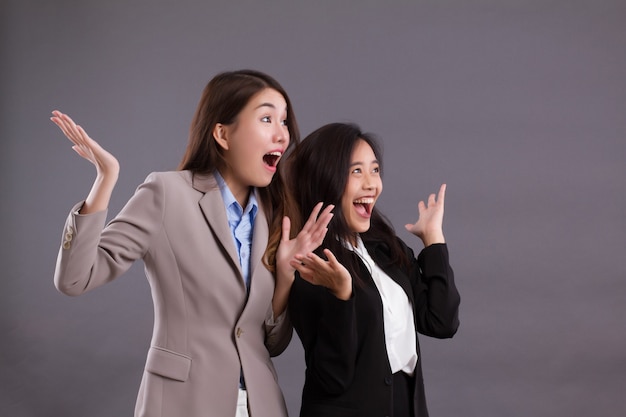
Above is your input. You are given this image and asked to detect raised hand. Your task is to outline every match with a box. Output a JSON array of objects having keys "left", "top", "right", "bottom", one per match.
[
  {"left": 50, "top": 110, "right": 120, "bottom": 178},
  {"left": 272, "top": 203, "right": 334, "bottom": 316},
  {"left": 404, "top": 183, "right": 446, "bottom": 247},
  {"left": 276, "top": 202, "right": 334, "bottom": 281},
  {"left": 50, "top": 110, "right": 119, "bottom": 213},
  {"left": 291, "top": 249, "right": 352, "bottom": 301}
]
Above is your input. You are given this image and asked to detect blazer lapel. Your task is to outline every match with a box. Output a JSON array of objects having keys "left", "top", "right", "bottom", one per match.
[
  {"left": 193, "top": 173, "right": 242, "bottom": 279},
  {"left": 365, "top": 240, "right": 415, "bottom": 304},
  {"left": 249, "top": 197, "right": 269, "bottom": 281}
]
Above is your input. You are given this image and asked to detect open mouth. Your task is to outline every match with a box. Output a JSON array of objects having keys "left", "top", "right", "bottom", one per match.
[
  {"left": 263, "top": 152, "right": 282, "bottom": 167},
  {"left": 353, "top": 198, "right": 374, "bottom": 216}
]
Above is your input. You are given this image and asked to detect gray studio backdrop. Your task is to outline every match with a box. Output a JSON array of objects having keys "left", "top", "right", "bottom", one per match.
[{"left": 1, "top": 1, "right": 625, "bottom": 416}]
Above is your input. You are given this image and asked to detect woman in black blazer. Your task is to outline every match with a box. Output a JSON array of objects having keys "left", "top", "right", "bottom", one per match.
[{"left": 285, "top": 123, "right": 461, "bottom": 417}]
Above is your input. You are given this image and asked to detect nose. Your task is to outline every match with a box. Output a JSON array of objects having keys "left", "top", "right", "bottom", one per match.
[
  {"left": 274, "top": 124, "right": 288, "bottom": 144},
  {"left": 363, "top": 172, "right": 374, "bottom": 189}
]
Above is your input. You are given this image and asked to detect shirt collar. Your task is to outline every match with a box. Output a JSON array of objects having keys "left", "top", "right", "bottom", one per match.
[
  {"left": 214, "top": 169, "right": 258, "bottom": 219},
  {"left": 342, "top": 234, "right": 362, "bottom": 251}
]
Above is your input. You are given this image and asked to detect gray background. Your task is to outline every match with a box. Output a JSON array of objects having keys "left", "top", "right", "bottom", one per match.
[{"left": 1, "top": 0, "right": 625, "bottom": 416}]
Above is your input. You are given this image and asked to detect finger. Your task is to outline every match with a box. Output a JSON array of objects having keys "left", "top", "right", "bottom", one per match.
[
  {"left": 292, "top": 255, "right": 325, "bottom": 277},
  {"left": 302, "top": 202, "right": 324, "bottom": 231},
  {"left": 57, "top": 112, "right": 79, "bottom": 134},
  {"left": 311, "top": 226, "right": 329, "bottom": 245},
  {"left": 54, "top": 114, "right": 85, "bottom": 146},
  {"left": 311, "top": 205, "right": 333, "bottom": 230},
  {"left": 322, "top": 249, "right": 341, "bottom": 267},
  {"left": 291, "top": 263, "right": 319, "bottom": 283},
  {"left": 68, "top": 124, "right": 100, "bottom": 160},
  {"left": 427, "top": 193, "right": 437, "bottom": 207},
  {"left": 296, "top": 253, "right": 325, "bottom": 266},
  {"left": 281, "top": 216, "right": 291, "bottom": 242},
  {"left": 299, "top": 253, "right": 335, "bottom": 276},
  {"left": 438, "top": 183, "right": 446, "bottom": 205},
  {"left": 316, "top": 204, "right": 335, "bottom": 228},
  {"left": 59, "top": 111, "right": 77, "bottom": 127},
  {"left": 319, "top": 204, "right": 335, "bottom": 219},
  {"left": 72, "top": 145, "right": 94, "bottom": 161},
  {"left": 290, "top": 259, "right": 311, "bottom": 274},
  {"left": 307, "top": 206, "right": 334, "bottom": 241},
  {"left": 51, "top": 116, "right": 77, "bottom": 142}
]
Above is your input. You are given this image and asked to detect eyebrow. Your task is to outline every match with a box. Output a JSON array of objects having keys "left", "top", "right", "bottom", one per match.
[
  {"left": 349, "top": 159, "right": 379, "bottom": 167},
  {"left": 254, "top": 102, "right": 288, "bottom": 112}
]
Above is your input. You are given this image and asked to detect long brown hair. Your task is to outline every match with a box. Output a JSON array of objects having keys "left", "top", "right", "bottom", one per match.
[{"left": 179, "top": 69, "right": 300, "bottom": 271}]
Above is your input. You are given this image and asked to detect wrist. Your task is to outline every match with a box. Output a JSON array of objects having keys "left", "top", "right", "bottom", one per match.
[
  {"left": 276, "top": 263, "right": 296, "bottom": 282},
  {"left": 422, "top": 232, "right": 445, "bottom": 247},
  {"left": 95, "top": 171, "right": 119, "bottom": 186},
  {"left": 330, "top": 278, "right": 352, "bottom": 301}
]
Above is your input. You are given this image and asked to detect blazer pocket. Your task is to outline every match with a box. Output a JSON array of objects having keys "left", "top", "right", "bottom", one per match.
[{"left": 145, "top": 346, "right": 192, "bottom": 382}]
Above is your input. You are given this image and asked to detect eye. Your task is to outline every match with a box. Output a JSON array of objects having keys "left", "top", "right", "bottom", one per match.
[
  {"left": 261, "top": 116, "right": 271, "bottom": 123},
  {"left": 352, "top": 167, "right": 362, "bottom": 174},
  {"left": 281, "top": 119, "right": 288, "bottom": 126},
  {"left": 372, "top": 166, "right": 380, "bottom": 174}
]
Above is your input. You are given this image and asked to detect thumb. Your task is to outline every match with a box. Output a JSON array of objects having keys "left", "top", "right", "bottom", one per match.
[{"left": 281, "top": 216, "right": 291, "bottom": 242}]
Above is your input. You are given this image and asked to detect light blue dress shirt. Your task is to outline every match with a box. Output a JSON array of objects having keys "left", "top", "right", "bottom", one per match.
[{"left": 214, "top": 170, "right": 258, "bottom": 292}]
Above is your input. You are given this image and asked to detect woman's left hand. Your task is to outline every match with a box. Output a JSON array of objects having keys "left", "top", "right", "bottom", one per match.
[
  {"left": 291, "top": 249, "right": 352, "bottom": 300},
  {"left": 405, "top": 183, "right": 446, "bottom": 246},
  {"left": 272, "top": 203, "right": 334, "bottom": 317}
]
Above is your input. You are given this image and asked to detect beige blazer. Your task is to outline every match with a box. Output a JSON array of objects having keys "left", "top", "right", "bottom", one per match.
[{"left": 54, "top": 171, "right": 292, "bottom": 417}]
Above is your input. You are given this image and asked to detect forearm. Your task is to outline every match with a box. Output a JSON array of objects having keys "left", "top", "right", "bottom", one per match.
[
  {"left": 414, "top": 243, "right": 460, "bottom": 337},
  {"left": 266, "top": 270, "right": 294, "bottom": 356},
  {"left": 271, "top": 269, "right": 293, "bottom": 318},
  {"left": 80, "top": 172, "right": 118, "bottom": 214}
]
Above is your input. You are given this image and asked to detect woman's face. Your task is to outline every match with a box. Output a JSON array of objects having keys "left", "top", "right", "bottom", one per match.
[
  {"left": 216, "top": 88, "right": 290, "bottom": 202},
  {"left": 341, "top": 139, "right": 383, "bottom": 236}
]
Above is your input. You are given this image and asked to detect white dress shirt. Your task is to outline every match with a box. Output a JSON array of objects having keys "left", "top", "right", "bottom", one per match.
[{"left": 352, "top": 235, "right": 418, "bottom": 375}]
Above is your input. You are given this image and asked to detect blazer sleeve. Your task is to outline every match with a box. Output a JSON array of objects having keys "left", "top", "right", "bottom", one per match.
[
  {"left": 289, "top": 275, "right": 358, "bottom": 395},
  {"left": 411, "top": 242, "right": 461, "bottom": 338},
  {"left": 263, "top": 308, "right": 293, "bottom": 357},
  {"left": 54, "top": 172, "right": 165, "bottom": 296}
]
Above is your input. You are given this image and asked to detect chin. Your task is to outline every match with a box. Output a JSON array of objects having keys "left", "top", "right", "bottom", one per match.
[
  {"left": 254, "top": 177, "right": 274, "bottom": 188},
  {"left": 354, "top": 223, "right": 371, "bottom": 234}
]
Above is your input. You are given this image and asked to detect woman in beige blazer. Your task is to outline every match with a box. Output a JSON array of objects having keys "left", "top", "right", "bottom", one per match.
[{"left": 51, "top": 70, "right": 333, "bottom": 417}]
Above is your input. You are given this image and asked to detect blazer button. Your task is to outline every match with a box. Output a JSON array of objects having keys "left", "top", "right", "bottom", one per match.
[
  {"left": 65, "top": 232, "right": 73, "bottom": 241},
  {"left": 236, "top": 327, "right": 243, "bottom": 338},
  {"left": 384, "top": 376, "right": 392, "bottom": 385},
  {"left": 63, "top": 241, "right": 71, "bottom": 250}
]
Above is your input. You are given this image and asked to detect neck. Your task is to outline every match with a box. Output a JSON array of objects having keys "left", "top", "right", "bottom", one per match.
[
  {"left": 217, "top": 168, "right": 251, "bottom": 208},
  {"left": 347, "top": 232, "right": 358, "bottom": 247},
  {"left": 233, "top": 187, "right": 251, "bottom": 208}
]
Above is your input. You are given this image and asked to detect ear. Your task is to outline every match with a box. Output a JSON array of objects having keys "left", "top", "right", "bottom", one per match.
[{"left": 213, "top": 123, "right": 229, "bottom": 151}]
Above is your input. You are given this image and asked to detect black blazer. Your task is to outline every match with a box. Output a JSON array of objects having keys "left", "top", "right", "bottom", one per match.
[{"left": 289, "top": 240, "right": 460, "bottom": 417}]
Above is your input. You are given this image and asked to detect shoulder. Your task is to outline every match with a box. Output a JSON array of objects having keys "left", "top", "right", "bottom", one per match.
[
  {"left": 139, "top": 171, "right": 196, "bottom": 192},
  {"left": 145, "top": 170, "right": 193, "bottom": 184},
  {"left": 132, "top": 171, "right": 197, "bottom": 203}
]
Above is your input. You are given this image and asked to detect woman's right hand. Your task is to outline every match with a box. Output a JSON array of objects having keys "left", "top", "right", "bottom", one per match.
[
  {"left": 291, "top": 249, "right": 352, "bottom": 300},
  {"left": 50, "top": 110, "right": 119, "bottom": 213}
]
